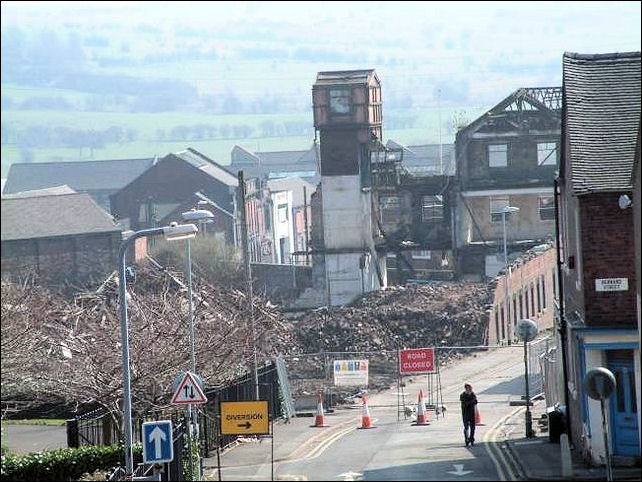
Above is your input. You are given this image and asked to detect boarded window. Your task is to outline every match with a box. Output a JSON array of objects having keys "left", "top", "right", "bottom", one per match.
[
  {"left": 490, "top": 196, "right": 510, "bottom": 223},
  {"left": 539, "top": 196, "right": 555, "bottom": 221},
  {"left": 412, "top": 250, "right": 431, "bottom": 259},
  {"left": 277, "top": 203, "right": 288, "bottom": 223},
  {"left": 488, "top": 144, "right": 508, "bottom": 167},
  {"left": 537, "top": 142, "right": 557, "bottom": 166}
]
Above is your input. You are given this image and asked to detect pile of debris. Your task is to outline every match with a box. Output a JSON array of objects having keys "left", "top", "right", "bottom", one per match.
[{"left": 285, "top": 282, "right": 495, "bottom": 401}]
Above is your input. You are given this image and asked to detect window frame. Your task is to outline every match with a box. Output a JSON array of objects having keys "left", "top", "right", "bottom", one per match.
[
  {"left": 537, "top": 141, "right": 558, "bottom": 166},
  {"left": 488, "top": 143, "right": 508, "bottom": 167},
  {"left": 490, "top": 196, "right": 510, "bottom": 223}
]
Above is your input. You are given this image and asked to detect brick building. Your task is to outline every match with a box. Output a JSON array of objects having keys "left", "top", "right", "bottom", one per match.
[{"left": 558, "top": 51, "right": 640, "bottom": 463}]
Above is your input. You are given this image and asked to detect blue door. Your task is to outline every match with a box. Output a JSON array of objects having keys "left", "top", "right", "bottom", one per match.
[{"left": 607, "top": 350, "right": 639, "bottom": 456}]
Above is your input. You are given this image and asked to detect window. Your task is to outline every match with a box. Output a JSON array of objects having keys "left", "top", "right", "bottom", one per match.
[
  {"left": 519, "top": 290, "right": 524, "bottom": 319},
  {"left": 412, "top": 250, "right": 431, "bottom": 259},
  {"left": 500, "top": 304, "right": 505, "bottom": 339},
  {"left": 537, "top": 279, "right": 542, "bottom": 313},
  {"left": 421, "top": 195, "right": 444, "bottom": 223},
  {"left": 530, "top": 283, "right": 535, "bottom": 315},
  {"left": 490, "top": 196, "right": 510, "bottom": 223},
  {"left": 541, "top": 275, "right": 547, "bottom": 309},
  {"left": 537, "top": 142, "right": 557, "bottom": 166},
  {"left": 539, "top": 196, "right": 555, "bottom": 221},
  {"left": 329, "top": 89, "right": 351, "bottom": 114},
  {"left": 488, "top": 144, "right": 508, "bottom": 167},
  {"left": 277, "top": 203, "right": 288, "bottom": 223},
  {"left": 379, "top": 195, "right": 401, "bottom": 224},
  {"left": 495, "top": 308, "right": 500, "bottom": 343}
]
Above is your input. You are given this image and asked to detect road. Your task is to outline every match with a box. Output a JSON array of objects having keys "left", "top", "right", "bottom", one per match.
[{"left": 205, "top": 344, "right": 530, "bottom": 481}]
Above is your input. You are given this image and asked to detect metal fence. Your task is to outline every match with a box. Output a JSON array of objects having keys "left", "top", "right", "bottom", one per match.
[{"left": 528, "top": 336, "right": 555, "bottom": 400}]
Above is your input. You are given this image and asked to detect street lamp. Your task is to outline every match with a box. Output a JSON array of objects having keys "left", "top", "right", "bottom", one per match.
[
  {"left": 517, "top": 318, "right": 538, "bottom": 438},
  {"left": 501, "top": 205, "right": 519, "bottom": 344},
  {"left": 118, "top": 224, "right": 198, "bottom": 478},
  {"left": 180, "top": 209, "right": 214, "bottom": 481}
]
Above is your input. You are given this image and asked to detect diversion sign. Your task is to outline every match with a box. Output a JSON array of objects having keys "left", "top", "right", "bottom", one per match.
[
  {"left": 220, "top": 400, "right": 269, "bottom": 435},
  {"left": 399, "top": 348, "right": 435, "bottom": 374}
]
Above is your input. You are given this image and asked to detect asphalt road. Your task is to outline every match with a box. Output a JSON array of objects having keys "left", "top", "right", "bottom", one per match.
[{"left": 205, "top": 344, "right": 529, "bottom": 481}]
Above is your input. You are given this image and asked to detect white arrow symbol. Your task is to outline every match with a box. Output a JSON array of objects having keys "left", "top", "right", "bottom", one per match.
[
  {"left": 337, "top": 471, "right": 363, "bottom": 481},
  {"left": 149, "top": 426, "right": 167, "bottom": 459},
  {"left": 447, "top": 464, "right": 473, "bottom": 476}
]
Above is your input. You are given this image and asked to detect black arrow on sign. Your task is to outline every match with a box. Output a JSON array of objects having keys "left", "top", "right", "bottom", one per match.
[{"left": 237, "top": 421, "right": 252, "bottom": 429}]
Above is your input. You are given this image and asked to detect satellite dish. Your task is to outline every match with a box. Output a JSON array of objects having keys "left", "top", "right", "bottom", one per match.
[
  {"left": 618, "top": 194, "right": 632, "bottom": 210},
  {"left": 516, "top": 319, "right": 538, "bottom": 342},
  {"left": 584, "top": 367, "right": 617, "bottom": 400}
]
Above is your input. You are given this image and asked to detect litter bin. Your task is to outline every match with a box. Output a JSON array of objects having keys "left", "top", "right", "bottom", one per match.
[{"left": 547, "top": 405, "right": 566, "bottom": 443}]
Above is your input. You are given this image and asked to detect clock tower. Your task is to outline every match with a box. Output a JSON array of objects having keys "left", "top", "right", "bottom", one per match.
[{"left": 312, "top": 69, "right": 386, "bottom": 305}]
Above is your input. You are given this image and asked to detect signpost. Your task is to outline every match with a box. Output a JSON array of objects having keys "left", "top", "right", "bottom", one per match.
[
  {"left": 517, "top": 319, "right": 538, "bottom": 438},
  {"left": 171, "top": 371, "right": 207, "bottom": 405},
  {"left": 142, "top": 420, "right": 174, "bottom": 464},
  {"left": 333, "top": 360, "right": 369, "bottom": 386},
  {"left": 399, "top": 348, "right": 435, "bottom": 374},
  {"left": 220, "top": 400, "right": 270, "bottom": 435},
  {"left": 585, "top": 367, "right": 617, "bottom": 482}
]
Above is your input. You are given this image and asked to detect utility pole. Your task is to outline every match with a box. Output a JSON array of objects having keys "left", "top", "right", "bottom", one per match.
[{"left": 238, "top": 171, "right": 260, "bottom": 401}]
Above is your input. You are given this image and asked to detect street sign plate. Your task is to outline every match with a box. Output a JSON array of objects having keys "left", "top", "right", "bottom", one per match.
[
  {"left": 142, "top": 420, "right": 173, "bottom": 464},
  {"left": 333, "top": 359, "right": 369, "bottom": 386},
  {"left": 171, "top": 371, "right": 207, "bottom": 405},
  {"left": 400, "top": 348, "right": 435, "bottom": 374},
  {"left": 220, "top": 400, "right": 269, "bottom": 435}
]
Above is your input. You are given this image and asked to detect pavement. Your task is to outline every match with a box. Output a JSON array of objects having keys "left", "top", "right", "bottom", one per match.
[{"left": 503, "top": 399, "right": 641, "bottom": 481}]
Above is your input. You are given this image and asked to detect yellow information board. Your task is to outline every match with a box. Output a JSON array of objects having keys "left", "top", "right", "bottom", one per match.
[{"left": 220, "top": 400, "right": 270, "bottom": 435}]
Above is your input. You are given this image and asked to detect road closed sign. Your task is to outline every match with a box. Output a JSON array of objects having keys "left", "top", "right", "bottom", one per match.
[
  {"left": 220, "top": 400, "right": 269, "bottom": 435},
  {"left": 400, "top": 348, "right": 435, "bottom": 374}
]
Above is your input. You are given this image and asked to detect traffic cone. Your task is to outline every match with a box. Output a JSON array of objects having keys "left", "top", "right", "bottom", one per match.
[
  {"left": 311, "top": 394, "right": 328, "bottom": 428},
  {"left": 358, "top": 395, "right": 375, "bottom": 429},
  {"left": 413, "top": 390, "right": 430, "bottom": 425},
  {"left": 475, "top": 405, "right": 484, "bottom": 426}
]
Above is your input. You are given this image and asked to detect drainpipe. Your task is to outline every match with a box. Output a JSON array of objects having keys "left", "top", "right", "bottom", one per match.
[{"left": 554, "top": 176, "right": 572, "bottom": 442}]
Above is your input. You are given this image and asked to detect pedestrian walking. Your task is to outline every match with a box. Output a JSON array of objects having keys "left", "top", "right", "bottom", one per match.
[{"left": 460, "top": 382, "right": 478, "bottom": 447}]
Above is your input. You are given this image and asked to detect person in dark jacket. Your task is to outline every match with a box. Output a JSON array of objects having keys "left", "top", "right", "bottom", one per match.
[{"left": 460, "top": 382, "right": 478, "bottom": 447}]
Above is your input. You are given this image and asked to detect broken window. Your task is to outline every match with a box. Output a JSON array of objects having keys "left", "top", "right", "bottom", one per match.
[
  {"left": 537, "top": 142, "right": 557, "bottom": 166},
  {"left": 277, "top": 203, "right": 288, "bottom": 223},
  {"left": 490, "top": 196, "right": 510, "bottom": 223},
  {"left": 421, "top": 195, "right": 444, "bottom": 223},
  {"left": 379, "top": 195, "right": 401, "bottom": 224},
  {"left": 488, "top": 144, "right": 508, "bottom": 167},
  {"left": 412, "top": 250, "right": 431, "bottom": 259},
  {"left": 539, "top": 196, "right": 555, "bottom": 221}
]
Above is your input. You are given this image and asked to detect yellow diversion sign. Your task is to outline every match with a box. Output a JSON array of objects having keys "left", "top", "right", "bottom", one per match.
[{"left": 220, "top": 400, "right": 270, "bottom": 435}]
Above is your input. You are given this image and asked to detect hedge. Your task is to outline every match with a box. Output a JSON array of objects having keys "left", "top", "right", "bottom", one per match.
[{"left": 1, "top": 444, "right": 142, "bottom": 481}]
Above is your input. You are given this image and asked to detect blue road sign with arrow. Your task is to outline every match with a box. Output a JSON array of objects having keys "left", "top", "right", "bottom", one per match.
[{"left": 142, "top": 420, "right": 173, "bottom": 464}]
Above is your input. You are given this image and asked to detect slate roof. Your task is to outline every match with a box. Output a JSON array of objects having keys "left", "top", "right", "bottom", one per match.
[
  {"left": 1, "top": 192, "right": 120, "bottom": 241},
  {"left": 563, "top": 51, "right": 641, "bottom": 194},
  {"left": 2, "top": 185, "right": 77, "bottom": 198},
  {"left": 315, "top": 69, "right": 378, "bottom": 86},
  {"left": 2, "top": 158, "right": 155, "bottom": 195},
  {"left": 386, "top": 141, "right": 455, "bottom": 176},
  {"left": 230, "top": 144, "right": 319, "bottom": 180},
  {"left": 173, "top": 148, "right": 238, "bottom": 187}
]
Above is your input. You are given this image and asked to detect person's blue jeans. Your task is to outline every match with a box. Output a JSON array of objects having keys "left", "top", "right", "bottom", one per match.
[{"left": 463, "top": 418, "right": 476, "bottom": 445}]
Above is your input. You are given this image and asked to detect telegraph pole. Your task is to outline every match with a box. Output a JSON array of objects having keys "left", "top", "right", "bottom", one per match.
[{"left": 238, "top": 171, "right": 260, "bottom": 400}]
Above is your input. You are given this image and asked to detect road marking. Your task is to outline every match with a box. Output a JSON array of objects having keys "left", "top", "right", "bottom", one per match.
[
  {"left": 513, "top": 439, "right": 543, "bottom": 445},
  {"left": 337, "top": 471, "right": 363, "bottom": 481},
  {"left": 483, "top": 406, "right": 523, "bottom": 481},
  {"left": 447, "top": 464, "right": 473, "bottom": 476}
]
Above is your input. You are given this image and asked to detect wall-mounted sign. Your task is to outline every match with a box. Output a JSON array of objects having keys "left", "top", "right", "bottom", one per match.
[
  {"left": 595, "top": 278, "right": 628, "bottom": 292},
  {"left": 399, "top": 348, "right": 435, "bottom": 375},
  {"left": 333, "top": 359, "right": 369, "bottom": 386}
]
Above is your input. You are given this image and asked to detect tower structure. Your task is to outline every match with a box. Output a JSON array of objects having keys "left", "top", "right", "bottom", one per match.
[{"left": 312, "top": 69, "right": 386, "bottom": 305}]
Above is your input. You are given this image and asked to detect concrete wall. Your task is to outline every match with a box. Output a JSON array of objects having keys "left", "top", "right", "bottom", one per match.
[{"left": 250, "top": 262, "right": 312, "bottom": 299}]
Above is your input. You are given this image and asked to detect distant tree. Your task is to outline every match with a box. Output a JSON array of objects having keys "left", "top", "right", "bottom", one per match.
[{"left": 452, "top": 109, "right": 471, "bottom": 133}]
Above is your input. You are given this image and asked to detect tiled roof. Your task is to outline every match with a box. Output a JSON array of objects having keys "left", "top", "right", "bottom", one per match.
[
  {"left": 1, "top": 192, "right": 120, "bottom": 241},
  {"left": 230, "top": 144, "right": 319, "bottom": 179},
  {"left": 2, "top": 185, "right": 77, "bottom": 198},
  {"left": 174, "top": 148, "right": 238, "bottom": 187},
  {"left": 315, "top": 69, "right": 377, "bottom": 85},
  {"left": 563, "top": 51, "right": 641, "bottom": 194},
  {"left": 2, "top": 158, "right": 155, "bottom": 195}
]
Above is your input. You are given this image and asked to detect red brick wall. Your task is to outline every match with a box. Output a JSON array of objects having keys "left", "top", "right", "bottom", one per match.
[
  {"left": 490, "top": 247, "right": 556, "bottom": 344},
  {"left": 580, "top": 193, "right": 636, "bottom": 325}
]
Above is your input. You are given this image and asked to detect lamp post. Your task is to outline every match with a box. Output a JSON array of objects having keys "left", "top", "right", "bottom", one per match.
[
  {"left": 501, "top": 206, "right": 519, "bottom": 344},
  {"left": 180, "top": 209, "right": 214, "bottom": 481},
  {"left": 118, "top": 224, "right": 198, "bottom": 478},
  {"left": 517, "top": 318, "right": 538, "bottom": 439}
]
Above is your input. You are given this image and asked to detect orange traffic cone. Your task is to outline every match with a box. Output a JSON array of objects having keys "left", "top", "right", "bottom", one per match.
[
  {"left": 358, "top": 395, "right": 375, "bottom": 429},
  {"left": 413, "top": 390, "right": 430, "bottom": 425},
  {"left": 311, "top": 394, "right": 328, "bottom": 428},
  {"left": 475, "top": 405, "right": 484, "bottom": 426}
]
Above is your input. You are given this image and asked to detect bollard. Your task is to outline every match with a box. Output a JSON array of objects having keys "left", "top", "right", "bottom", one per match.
[{"left": 560, "top": 433, "right": 572, "bottom": 479}]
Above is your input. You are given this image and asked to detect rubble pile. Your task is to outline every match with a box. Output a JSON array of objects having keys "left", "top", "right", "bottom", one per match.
[{"left": 292, "top": 282, "right": 495, "bottom": 357}]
